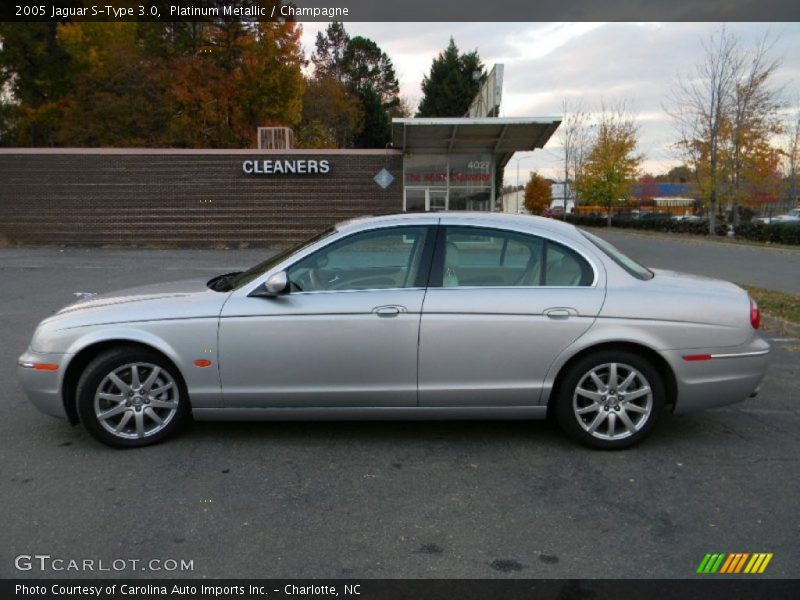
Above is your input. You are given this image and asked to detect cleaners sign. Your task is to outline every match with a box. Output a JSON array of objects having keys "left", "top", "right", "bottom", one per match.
[{"left": 242, "top": 159, "right": 331, "bottom": 175}]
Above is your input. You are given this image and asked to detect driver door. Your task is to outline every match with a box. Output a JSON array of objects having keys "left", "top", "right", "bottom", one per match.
[{"left": 218, "top": 224, "right": 435, "bottom": 408}]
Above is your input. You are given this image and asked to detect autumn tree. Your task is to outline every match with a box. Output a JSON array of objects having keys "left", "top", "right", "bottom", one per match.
[
  {"left": 726, "top": 36, "right": 783, "bottom": 222},
  {"left": 0, "top": 22, "right": 71, "bottom": 145},
  {"left": 784, "top": 103, "right": 800, "bottom": 208},
  {"left": 661, "top": 164, "right": 694, "bottom": 183},
  {"left": 297, "top": 75, "right": 363, "bottom": 148},
  {"left": 1, "top": 17, "right": 305, "bottom": 148},
  {"left": 168, "top": 20, "right": 305, "bottom": 148},
  {"left": 558, "top": 98, "right": 592, "bottom": 211},
  {"left": 523, "top": 172, "right": 552, "bottom": 215},
  {"left": 416, "top": 38, "right": 484, "bottom": 117},
  {"left": 669, "top": 27, "right": 784, "bottom": 231},
  {"left": 344, "top": 36, "right": 401, "bottom": 146},
  {"left": 635, "top": 174, "right": 660, "bottom": 202},
  {"left": 575, "top": 103, "right": 642, "bottom": 225},
  {"left": 310, "top": 23, "right": 400, "bottom": 148},
  {"left": 310, "top": 21, "right": 349, "bottom": 84},
  {"left": 669, "top": 28, "right": 740, "bottom": 232},
  {"left": 52, "top": 23, "right": 174, "bottom": 146}
]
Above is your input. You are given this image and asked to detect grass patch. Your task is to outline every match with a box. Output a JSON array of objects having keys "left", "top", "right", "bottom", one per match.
[{"left": 742, "top": 285, "right": 800, "bottom": 325}]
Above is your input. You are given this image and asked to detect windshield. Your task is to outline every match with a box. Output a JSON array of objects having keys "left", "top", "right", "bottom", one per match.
[
  {"left": 579, "top": 230, "right": 654, "bottom": 280},
  {"left": 213, "top": 227, "right": 335, "bottom": 292}
]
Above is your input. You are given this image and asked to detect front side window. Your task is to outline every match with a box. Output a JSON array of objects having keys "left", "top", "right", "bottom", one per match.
[
  {"left": 227, "top": 227, "right": 335, "bottom": 290},
  {"left": 441, "top": 227, "right": 593, "bottom": 288},
  {"left": 287, "top": 227, "right": 429, "bottom": 292}
]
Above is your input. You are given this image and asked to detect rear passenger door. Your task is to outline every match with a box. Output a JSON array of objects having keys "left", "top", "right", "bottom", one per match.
[{"left": 418, "top": 225, "right": 606, "bottom": 407}]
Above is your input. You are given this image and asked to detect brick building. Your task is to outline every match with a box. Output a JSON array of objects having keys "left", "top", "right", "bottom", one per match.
[{"left": 0, "top": 117, "right": 559, "bottom": 248}]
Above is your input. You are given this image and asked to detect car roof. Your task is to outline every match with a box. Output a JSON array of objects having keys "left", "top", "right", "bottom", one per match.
[{"left": 336, "top": 211, "right": 582, "bottom": 239}]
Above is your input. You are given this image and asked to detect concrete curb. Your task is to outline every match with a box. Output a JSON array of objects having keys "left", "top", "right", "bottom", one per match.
[{"left": 761, "top": 314, "right": 800, "bottom": 338}]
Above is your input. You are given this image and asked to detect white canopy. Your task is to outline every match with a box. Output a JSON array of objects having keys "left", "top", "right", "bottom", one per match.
[{"left": 391, "top": 117, "right": 561, "bottom": 167}]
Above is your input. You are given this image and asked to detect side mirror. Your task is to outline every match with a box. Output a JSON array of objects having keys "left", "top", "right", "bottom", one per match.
[{"left": 252, "top": 271, "right": 289, "bottom": 297}]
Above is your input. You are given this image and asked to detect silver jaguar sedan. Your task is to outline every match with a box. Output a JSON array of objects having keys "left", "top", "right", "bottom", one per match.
[{"left": 18, "top": 213, "right": 769, "bottom": 449}]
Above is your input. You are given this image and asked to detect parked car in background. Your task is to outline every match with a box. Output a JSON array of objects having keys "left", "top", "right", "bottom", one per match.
[
  {"left": 18, "top": 213, "right": 769, "bottom": 450},
  {"left": 671, "top": 215, "right": 707, "bottom": 223},
  {"left": 543, "top": 206, "right": 566, "bottom": 218},
  {"left": 755, "top": 208, "right": 800, "bottom": 224},
  {"left": 614, "top": 210, "right": 672, "bottom": 221}
]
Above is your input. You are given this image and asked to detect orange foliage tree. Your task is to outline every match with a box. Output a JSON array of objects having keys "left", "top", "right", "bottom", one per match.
[
  {"left": 0, "top": 18, "right": 306, "bottom": 148},
  {"left": 523, "top": 172, "right": 552, "bottom": 215}
]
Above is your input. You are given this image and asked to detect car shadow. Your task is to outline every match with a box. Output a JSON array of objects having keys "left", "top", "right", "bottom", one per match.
[{"left": 183, "top": 417, "right": 565, "bottom": 447}]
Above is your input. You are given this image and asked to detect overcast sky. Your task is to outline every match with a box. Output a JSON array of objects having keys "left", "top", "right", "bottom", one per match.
[{"left": 300, "top": 22, "right": 800, "bottom": 183}]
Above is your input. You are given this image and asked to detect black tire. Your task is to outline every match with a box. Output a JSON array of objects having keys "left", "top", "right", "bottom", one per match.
[
  {"left": 554, "top": 350, "right": 665, "bottom": 449},
  {"left": 76, "top": 346, "right": 190, "bottom": 448}
]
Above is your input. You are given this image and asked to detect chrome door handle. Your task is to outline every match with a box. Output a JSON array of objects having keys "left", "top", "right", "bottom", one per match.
[
  {"left": 373, "top": 305, "right": 406, "bottom": 317},
  {"left": 544, "top": 308, "right": 573, "bottom": 319}
]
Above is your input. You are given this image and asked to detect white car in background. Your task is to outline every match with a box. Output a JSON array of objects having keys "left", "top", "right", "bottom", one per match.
[{"left": 755, "top": 208, "right": 800, "bottom": 224}]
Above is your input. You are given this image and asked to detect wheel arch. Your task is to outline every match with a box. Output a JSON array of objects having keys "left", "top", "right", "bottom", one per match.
[
  {"left": 545, "top": 341, "right": 678, "bottom": 417},
  {"left": 62, "top": 338, "right": 188, "bottom": 426}
]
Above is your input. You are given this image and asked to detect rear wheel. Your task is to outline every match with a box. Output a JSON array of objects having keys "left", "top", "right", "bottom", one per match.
[
  {"left": 76, "top": 347, "right": 190, "bottom": 448},
  {"left": 554, "top": 350, "right": 665, "bottom": 449}
]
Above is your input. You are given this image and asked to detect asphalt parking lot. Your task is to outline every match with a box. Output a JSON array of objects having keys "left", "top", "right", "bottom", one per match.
[
  {"left": 1, "top": 241, "right": 798, "bottom": 579},
  {"left": 592, "top": 228, "right": 800, "bottom": 294}
]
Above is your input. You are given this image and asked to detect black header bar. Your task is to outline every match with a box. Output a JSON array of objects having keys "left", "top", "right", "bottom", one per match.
[
  {"left": 4, "top": 579, "right": 800, "bottom": 600},
  {"left": 2, "top": 0, "right": 800, "bottom": 22}
]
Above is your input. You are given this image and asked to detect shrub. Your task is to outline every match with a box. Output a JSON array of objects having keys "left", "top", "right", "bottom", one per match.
[
  {"left": 562, "top": 214, "right": 727, "bottom": 236},
  {"left": 561, "top": 214, "right": 800, "bottom": 245},
  {"left": 734, "top": 222, "right": 800, "bottom": 245}
]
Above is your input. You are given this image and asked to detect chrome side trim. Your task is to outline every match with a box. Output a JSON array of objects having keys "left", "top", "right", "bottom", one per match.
[
  {"left": 709, "top": 349, "right": 771, "bottom": 359},
  {"left": 283, "top": 287, "right": 426, "bottom": 297},
  {"left": 193, "top": 406, "right": 548, "bottom": 421},
  {"left": 18, "top": 361, "right": 35, "bottom": 369}
]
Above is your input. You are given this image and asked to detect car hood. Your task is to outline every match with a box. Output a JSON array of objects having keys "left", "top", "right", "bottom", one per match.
[
  {"left": 43, "top": 277, "right": 230, "bottom": 328},
  {"left": 57, "top": 278, "right": 213, "bottom": 313}
]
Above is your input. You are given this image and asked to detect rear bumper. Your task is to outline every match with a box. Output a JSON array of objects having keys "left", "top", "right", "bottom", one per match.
[
  {"left": 17, "top": 349, "right": 70, "bottom": 419},
  {"left": 666, "top": 336, "right": 770, "bottom": 413}
]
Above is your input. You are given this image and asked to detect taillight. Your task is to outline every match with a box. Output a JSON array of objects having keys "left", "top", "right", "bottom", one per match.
[{"left": 750, "top": 296, "right": 760, "bottom": 329}]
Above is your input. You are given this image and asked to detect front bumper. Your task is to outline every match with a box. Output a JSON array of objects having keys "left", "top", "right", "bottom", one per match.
[
  {"left": 666, "top": 336, "right": 770, "bottom": 413},
  {"left": 17, "top": 349, "right": 71, "bottom": 419}
]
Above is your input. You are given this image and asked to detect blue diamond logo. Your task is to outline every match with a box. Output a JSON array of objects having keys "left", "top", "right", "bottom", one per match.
[{"left": 374, "top": 168, "right": 395, "bottom": 189}]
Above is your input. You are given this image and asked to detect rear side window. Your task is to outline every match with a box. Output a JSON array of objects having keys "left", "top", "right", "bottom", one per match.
[
  {"left": 544, "top": 242, "right": 595, "bottom": 286},
  {"left": 438, "top": 226, "right": 593, "bottom": 287},
  {"left": 580, "top": 230, "right": 654, "bottom": 280}
]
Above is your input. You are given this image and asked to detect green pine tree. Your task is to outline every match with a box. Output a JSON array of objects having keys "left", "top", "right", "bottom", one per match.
[{"left": 417, "top": 38, "right": 484, "bottom": 117}]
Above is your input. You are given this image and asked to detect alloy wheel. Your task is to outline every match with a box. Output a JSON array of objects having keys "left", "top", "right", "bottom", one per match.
[
  {"left": 93, "top": 362, "right": 179, "bottom": 440},
  {"left": 572, "top": 362, "right": 653, "bottom": 441}
]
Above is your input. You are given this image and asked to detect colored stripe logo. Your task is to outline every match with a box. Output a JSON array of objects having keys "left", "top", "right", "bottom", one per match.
[{"left": 697, "top": 552, "right": 773, "bottom": 574}]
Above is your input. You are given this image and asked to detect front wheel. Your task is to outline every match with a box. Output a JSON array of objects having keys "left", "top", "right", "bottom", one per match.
[
  {"left": 76, "top": 347, "right": 190, "bottom": 448},
  {"left": 554, "top": 350, "right": 665, "bottom": 449}
]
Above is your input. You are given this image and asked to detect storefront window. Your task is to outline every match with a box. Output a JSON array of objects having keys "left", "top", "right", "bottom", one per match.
[
  {"left": 403, "top": 153, "right": 493, "bottom": 212},
  {"left": 405, "top": 189, "right": 426, "bottom": 212},
  {"left": 404, "top": 154, "right": 448, "bottom": 186},
  {"left": 448, "top": 154, "right": 491, "bottom": 188},
  {"left": 449, "top": 189, "right": 491, "bottom": 211}
]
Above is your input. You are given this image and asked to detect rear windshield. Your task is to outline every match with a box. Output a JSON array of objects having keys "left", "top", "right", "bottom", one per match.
[{"left": 580, "top": 230, "right": 654, "bottom": 280}]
